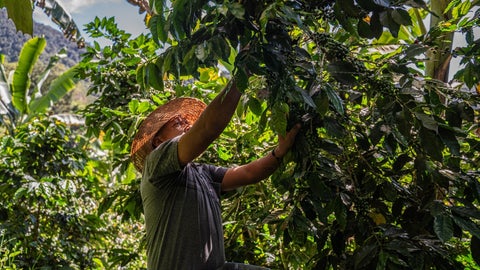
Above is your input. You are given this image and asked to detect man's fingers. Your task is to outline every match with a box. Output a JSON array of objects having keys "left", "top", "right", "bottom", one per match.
[{"left": 288, "top": 124, "right": 301, "bottom": 138}]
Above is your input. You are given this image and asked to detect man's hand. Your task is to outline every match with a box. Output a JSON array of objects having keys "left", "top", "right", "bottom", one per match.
[{"left": 275, "top": 124, "right": 302, "bottom": 158}]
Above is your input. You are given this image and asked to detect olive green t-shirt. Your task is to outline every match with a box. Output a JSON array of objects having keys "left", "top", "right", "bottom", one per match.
[{"left": 141, "top": 136, "right": 228, "bottom": 269}]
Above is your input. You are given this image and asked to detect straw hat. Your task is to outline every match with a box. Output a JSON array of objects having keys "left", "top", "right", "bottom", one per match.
[{"left": 130, "top": 97, "right": 206, "bottom": 172}]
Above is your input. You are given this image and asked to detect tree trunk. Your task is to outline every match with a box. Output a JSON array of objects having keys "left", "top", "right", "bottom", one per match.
[{"left": 426, "top": 0, "right": 454, "bottom": 82}]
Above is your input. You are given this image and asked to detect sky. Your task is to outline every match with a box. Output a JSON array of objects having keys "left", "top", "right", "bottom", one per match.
[{"left": 33, "top": 0, "right": 149, "bottom": 44}]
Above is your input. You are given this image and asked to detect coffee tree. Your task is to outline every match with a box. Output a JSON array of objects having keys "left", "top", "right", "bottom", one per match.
[
  {"left": 74, "top": 0, "right": 480, "bottom": 269},
  {"left": 136, "top": 0, "right": 479, "bottom": 269},
  {"left": 0, "top": 26, "right": 145, "bottom": 269}
]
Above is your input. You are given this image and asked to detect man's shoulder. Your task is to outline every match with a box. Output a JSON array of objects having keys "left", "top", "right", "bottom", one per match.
[{"left": 143, "top": 136, "right": 183, "bottom": 180}]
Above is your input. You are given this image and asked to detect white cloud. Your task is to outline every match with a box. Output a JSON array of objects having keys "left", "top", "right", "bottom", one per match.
[
  {"left": 33, "top": 8, "right": 51, "bottom": 25},
  {"left": 56, "top": 0, "right": 120, "bottom": 14}
]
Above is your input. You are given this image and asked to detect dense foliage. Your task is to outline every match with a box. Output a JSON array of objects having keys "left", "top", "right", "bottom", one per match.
[
  {"left": 0, "top": 31, "right": 144, "bottom": 268},
  {"left": 140, "top": 0, "right": 479, "bottom": 268},
  {"left": 0, "top": 115, "right": 146, "bottom": 269},
  {"left": 0, "top": 117, "right": 102, "bottom": 268}
]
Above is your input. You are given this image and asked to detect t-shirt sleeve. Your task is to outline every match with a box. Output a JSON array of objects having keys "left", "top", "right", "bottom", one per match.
[
  {"left": 201, "top": 164, "right": 228, "bottom": 197},
  {"left": 203, "top": 164, "right": 228, "bottom": 183},
  {"left": 143, "top": 136, "right": 182, "bottom": 188}
]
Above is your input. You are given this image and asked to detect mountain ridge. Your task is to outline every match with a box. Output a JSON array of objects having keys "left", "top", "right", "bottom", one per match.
[{"left": 0, "top": 9, "right": 85, "bottom": 67}]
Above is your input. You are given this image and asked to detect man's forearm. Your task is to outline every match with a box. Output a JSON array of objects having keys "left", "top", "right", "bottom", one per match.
[
  {"left": 197, "top": 80, "right": 241, "bottom": 137},
  {"left": 221, "top": 148, "right": 282, "bottom": 191},
  {"left": 242, "top": 149, "right": 281, "bottom": 183}
]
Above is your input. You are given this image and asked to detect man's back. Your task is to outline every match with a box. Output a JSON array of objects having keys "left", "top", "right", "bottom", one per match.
[{"left": 141, "top": 137, "right": 227, "bottom": 269}]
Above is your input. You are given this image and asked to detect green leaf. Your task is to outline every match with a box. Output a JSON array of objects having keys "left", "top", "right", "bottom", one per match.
[
  {"left": 334, "top": 196, "right": 347, "bottom": 230},
  {"left": 151, "top": 14, "right": 168, "bottom": 44},
  {"left": 327, "top": 61, "right": 357, "bottom": 85},
  {"left": 280, "top": 5, "right": 303, "bottom": 28},
  {"left": 446, "top": 103, "right": 462, "bottom": 128},
  {"left": 451, "top": 0, "right": 471, "bottom": 19},
  {"left": 319, "top": 139, "right": 344, "bottom": 155},
  {"left": 150, "top": 0, "right": 165, "bottom": 15},
  {"left": 434, "top": 214, "right": 453, "bottom": 243},
  {"left": 228, "top": 2, "right": 245, "bottom": 20},
  {"left": 146, "top": 62, "right": 164, "bottom": 91},
  {"left": 122, "top": 164, "right": 137, "bottom": 185},
  {"left": 234, "top": 67, "right": 249, "bottom": 92},
  {"left": 217, "top": 145, "right": 233, "bottom": 161},
  {"left": 212, "top": 36, "right": 231, "bottom": 64},
  {"left": 337, "top": 0, "right": 363, "bottom": 17},
  {"left": 354, "top": 244, "right": 378, "bottom": 270},
  {"left": 391, "top": 8, "right": 412, "bottom": 26},
  {"left": 370, "top": 12, "right": 384, "bottom": 39},
  {"left": 162, "top": 49, "right": 174, "bottom": 75},
  {"left": 136, "top": 63, "right": 146, "bottom": 89},
  {"left": 459, "top": 64, "right": 476, "bottom": 88},
  {"left": 392, "top": 153, "right": 412, "bottom": 171},
  {"left": 419, "top": 127, "right": 444, "bottom": 162},
  {"left": 32, "top": 49, "right": 65, "bottom": 101},
  {"left": 170, "top": 0, "right": 190, "bottom": 41},
  {"left": 415, "top": 112, "right": 438, "bottom": 132},
  {"left": 259, "top": 2, "right": 278, "bottom": 35},
  {"left": 308, "top": 176, "right": 334, "bottom": 202},
  {"left": 314, "top": 91, "right": 329, "bottom": 116},
  {"left": 376, "top": 250, "right": 388, "bottom": 270},
  {"left": 270, "top": 102, "right": 289, "bottom": 135},
  {"left": 465, "top": 28, "right": 474, "bottom": 44},
  {"left": 451, "top": 206, "right": 480, "bottom": 220},
  {"left": 334, "top": 1, "right": 357, "bottom": 36},
  {"left": 0, "top": 59, "right": 14, "bottom": 118},
  {"left": 358, "top": 19, "right": 375, "bottom": 39},
  {"left": 29, "top": 66, "right": 78, "bottom": 114},
  {"left": 4, "top": 0, "right": 33, "bottom": 35},
  {"left": 472, "top": 236, "right": 480, "bottom": 266},
  {"left": 219, "top": 45, "right": 235, "bottom": 73},
  {"left": 98, "top": 194, "right": 116, "bottom": 216},
  {"left": 381, "top": 10, "right": 401, "bottom": 37},
  {"left": 128, "top": 100, "right": 139, "bottom": 114},
  {"left": 12, "top": 37, "right": 46, "bottom": 114},
  {"left": 324, "top": 83, "right": 344, "bottom": 115},
  {"left": 324, "top": 117, "right": 347, "bottom": 138},
  {"left": 14, "top": 187, "right": 28, "bottom": 200},
  {"left": 297, "top": 86, "right": 316, "bottom": 109},
  {"left": 247, "top": 98, "right": 263, "bottom": 116},
  {"left": 438, "top": 126, "right": 460, "bottom": 156},
  {"left": 404, "top": 44, "right": 429, "bottom": 59},
  {"left": 452, "top": 215, "right": 480, "bottom": 239}
]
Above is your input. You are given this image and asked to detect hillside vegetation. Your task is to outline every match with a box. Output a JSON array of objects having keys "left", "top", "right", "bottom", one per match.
[{"left": 0, "top": 9, "right": 84, "bottom": 67}]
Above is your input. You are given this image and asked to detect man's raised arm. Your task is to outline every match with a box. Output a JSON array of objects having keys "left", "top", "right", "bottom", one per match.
[{"left": 177, "top": 81, "right": 241, "bottom": 166}]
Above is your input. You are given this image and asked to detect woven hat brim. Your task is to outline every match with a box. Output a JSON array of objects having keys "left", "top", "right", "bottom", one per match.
[{"left": 130, "top": 97, "right": 206, "bottom": 172}]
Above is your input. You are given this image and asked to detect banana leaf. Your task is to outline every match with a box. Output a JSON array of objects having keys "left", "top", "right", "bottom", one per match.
[
  {"left": 28, "top": 65, "right": 78, "bottom": 115},
  {"left": 12, "top": 37, "right": 46, "bottom": 114}
]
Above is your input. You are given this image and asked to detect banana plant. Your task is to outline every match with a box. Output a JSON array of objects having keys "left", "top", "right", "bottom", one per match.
[
  {"left": 0, "top": 0, "right": 152, "bottom": 48},
  {"left": 0, "top": 0, "right": 84, "bottom": 47},
  {"left": 0, "top": 37, "right": 80, "bottom": 135}
]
